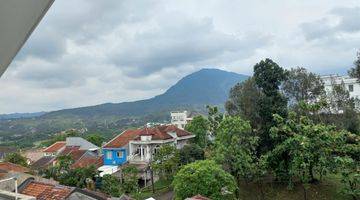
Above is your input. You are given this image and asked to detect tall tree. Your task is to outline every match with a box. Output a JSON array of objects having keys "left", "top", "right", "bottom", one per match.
[
  {"left": 348, "top": 51, "right": 360, "bottom": 80},
  {"left": 101, "top": 175, "right": 122, "bottom": 197},
  {"left": 214, "top": 116, "right": 267, "bottom": 196},
  {"left": 225, "top": 77, "right": 262, "bottom": 129},
  {"left": 253, "top": 58, "right": 288, "bottom": 151},
  {"left": 173, "top": 160, "right": 237, "bottom": 200},
  {"left": 152, "top": 145, "right": 180, "bottom": 180},
  {"left": 179, "top": 144, "right": 204, "bottom": 165},
  {"left": 270, "top": 112, "right": 348, "bottom": 185},
  {"left": 283, "top": 67, "right": 325, "bottom": 108},
  {"left": 206, "top": 105, "right": 223, "bottom": 137},
  {"left": 121, "top": 165, "right": 139, "bottom": 193},
  {"left": 185, "top": 116, "right": 209, "bottom": 148}
]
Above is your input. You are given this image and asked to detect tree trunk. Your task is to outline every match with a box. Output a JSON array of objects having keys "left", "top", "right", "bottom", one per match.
[{"left": 302, "top": 184, "right": 308, "bottom": 200}]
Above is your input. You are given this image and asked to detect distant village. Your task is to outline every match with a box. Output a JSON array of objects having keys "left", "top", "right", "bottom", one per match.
[{"left": 0, "top": 111, "right": 201, "bottom": 200}]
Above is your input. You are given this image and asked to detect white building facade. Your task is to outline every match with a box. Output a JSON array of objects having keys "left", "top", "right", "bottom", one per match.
[
  {"left": 170, "top": 111, "right": 193, "bottom": 129},
  {"left": 321, "top": 75, "right": 360, "bottom": 111}
]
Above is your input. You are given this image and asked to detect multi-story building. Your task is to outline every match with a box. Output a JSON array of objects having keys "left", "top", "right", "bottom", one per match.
[
  {"left": 170, "top": 111, "right": 193, "bottom": 129},
  {"left": 321, "top": 75, "right": 360, "bottom": 111},
  {"left": 321, "top": 75, "right": 360, "bottom": 99}
]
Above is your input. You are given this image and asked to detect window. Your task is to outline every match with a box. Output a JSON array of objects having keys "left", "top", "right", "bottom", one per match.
[
  {"left": 106, "top": 151, "right": 112, "bottom": 159},
  {"left": 117, "top": 151, "right": 123, "bottom": 158},
  {"left": 349, "top": 84, "right": 354, "bottom": 92}
]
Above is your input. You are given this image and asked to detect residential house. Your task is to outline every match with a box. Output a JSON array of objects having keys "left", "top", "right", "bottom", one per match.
[
  {"left": 170, "top": 111, "right": 193, "bottom": 129},
  {"left": 0, "top": 162, "right": 57, "bottom": 192},
  {"left": 17, "top": 178, "right": 108, "bottom": 200},
  {"left": 43, "top": 141, "right": 66, "bottom": 156},
  {"left": 102, "top": 125, "right": 195, "bottom": 166},
  {"left": 31, "top": 137, "right": 101, "bottom": 171}
]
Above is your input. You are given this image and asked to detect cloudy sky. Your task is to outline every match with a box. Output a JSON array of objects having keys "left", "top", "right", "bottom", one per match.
[{"left": 1, "top": 0, "right": 359, "bottom": 114}]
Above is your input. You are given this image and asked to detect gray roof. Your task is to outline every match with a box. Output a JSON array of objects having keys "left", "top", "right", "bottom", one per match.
[{"left": 66, "top": 137, "right": 99, "bottom": 150}]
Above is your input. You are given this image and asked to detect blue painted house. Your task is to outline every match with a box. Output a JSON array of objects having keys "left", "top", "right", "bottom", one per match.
[
  {"left": 102, "top": 129, "right": 141, "bottom": 165},
  {"left": 102, "top": 148, "right": 127, "bottom": 165}
]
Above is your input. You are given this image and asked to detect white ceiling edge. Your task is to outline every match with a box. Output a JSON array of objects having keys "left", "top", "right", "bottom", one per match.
[{"left": 0, "top": 0, "right": 54, "bottom": 77}]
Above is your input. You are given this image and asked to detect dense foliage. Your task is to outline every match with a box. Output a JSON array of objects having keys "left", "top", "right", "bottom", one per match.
[
  {"left": 185, "top": 116, "right": 209, "bottom": 148},
  {"left": 4, "top": 152, "right": 28, "bottom": 167},
  {"left": 179, "top": 144, "right": 204, "bottom": 164},
  {"left": 152, "top": 145, "right": 180, "bottom": 180},
  {"left": 173, "top": 160, "right": 237, "bottom": 200},
  {"left": 86, "top": 133, "right": 106, "bottom": 147}
]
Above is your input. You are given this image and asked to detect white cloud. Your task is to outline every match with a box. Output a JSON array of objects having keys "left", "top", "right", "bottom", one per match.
[{"left": 0, "top": 0, "right": 359, "bottom": 113}]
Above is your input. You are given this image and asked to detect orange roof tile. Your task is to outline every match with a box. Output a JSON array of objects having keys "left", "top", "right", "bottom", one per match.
[
  {"left": 43, "top": 141, "right": 66, "bottom": 153},
  {"left": 0, "top": 162, "right": 30, "bottom": 173},
  {"left": 20, "top": 181, "right": 73, "bottom": 200}
]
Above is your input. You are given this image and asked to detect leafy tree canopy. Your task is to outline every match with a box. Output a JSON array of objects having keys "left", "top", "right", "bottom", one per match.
[
  {"left": 152, "top": 145, "right": 180, "bottom": 180},
  {"left": 86, "top": 133, "right": 105, "bottom": 147},
  {"left": 5, "top": 152, "right": 28, "bottom": 167},
  {"left": 173, "top": 160, "right": 237, "bottom": 200},
  {"left": 185, "top": 115, "right": 209, "bottom": 148},
  {"left": 179, "top": 144, "right": 205, "bottom": 165}
]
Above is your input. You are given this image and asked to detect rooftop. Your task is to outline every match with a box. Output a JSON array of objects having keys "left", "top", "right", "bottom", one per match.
[
  {"left": 43, "top": 141, "right": 66, "bottom": 153},
  {"left": 0, "top": 162, "right": 30, "bottom": 173},
  {"left": 19, "top": 180, "right": 72, "bottom": 200},
  {"left": 103, "top": 125, "right": 194, "bottom": 148}
]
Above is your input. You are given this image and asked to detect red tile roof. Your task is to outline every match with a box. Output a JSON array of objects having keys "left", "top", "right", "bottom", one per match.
[
  {"left": 31, "top": 156, "right": 55, "bottom": 169},
  {"left": 59, "top": 146, "right": 80, "bottom": 156},
  {"left": 103, "top": 129, "right": 143, "bottom": 148},
  {"left": 71, "top": 154, "right": 103, "bottom": 169},
  {"left": 20, "top": 181, "right": 73, "bottom": 200},
  {"left": 104, "top": 125, "right": 194, "bottom": 148},
  {"left": 0, "top": 162, "right": 30, "bottom": 173},
  {"left": 43, "top": 141, "right": 66, "bottom": 153}
]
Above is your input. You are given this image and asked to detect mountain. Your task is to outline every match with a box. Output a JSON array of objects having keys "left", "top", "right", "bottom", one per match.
[
  {"left": 0, "top": 68, "right": 248, "bottom": 147},
  {"left": 45, "top": 68, "right": 248, "bottom": 118},
  {"left": 0, "top": 112, "right": 47, "bottom": 120}
]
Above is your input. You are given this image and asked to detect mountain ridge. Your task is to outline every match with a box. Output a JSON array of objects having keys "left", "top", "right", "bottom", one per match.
[{"left": 43, "top": 68, "right": 249, "bottom": 118}]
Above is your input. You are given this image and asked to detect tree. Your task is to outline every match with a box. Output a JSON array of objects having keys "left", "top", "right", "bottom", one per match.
[
  {"left": 253, "top": 58, "right": 288, "bottom": 152},
  {"left": 57, "top": 155, "right": 73, "bottom": 171},
  {"left": 225, "top": 77, "right": 262, "bottom": 129},
  {"left": 121, "top": 165, "right": 139, "bottom": 194},
  {"left": 179, "top": 144, "right": 205, "bottom": 165},
  {"left": 206, "top": 105, "right": 223, "bottom": 137},
  {"left": 269, "top": 112, "right": 348, "bottom": 188},
  {"left": 86, "top": 134, "right": 105, "bottom": 147},
  {"left": 283, "top": 67, "right": 325, "bottom": 108},
  {"left": 173, "top": 160, "right": 236, "bottom": 200},
  {"left": 58, "top": 165, "right": 98, "bottom": 188},
  {"left": 152, "top": 145, "right": 180, "bottom": 180},
  {"left": 5, "top": 152, "right": 28, "bottom": 167},
  {"left": 185, "top": 116, "right": 209, "bottom": 148},
  {"left": 214, "top": 117, "right": 266, "bottom": 186},
  {"left": 348, "top": 51, "right": 360, "bottom": 80},
  {"left": 101, "top": 175, "right": 122, "bottom": 197},
  {"left": 335, "top": 156, "right": 360, "bottom": 200}
]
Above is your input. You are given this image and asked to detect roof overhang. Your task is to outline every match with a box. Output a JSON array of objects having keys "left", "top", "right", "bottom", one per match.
[{"left": 0, "top": 0, "right": 54, "bottom": 77}]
